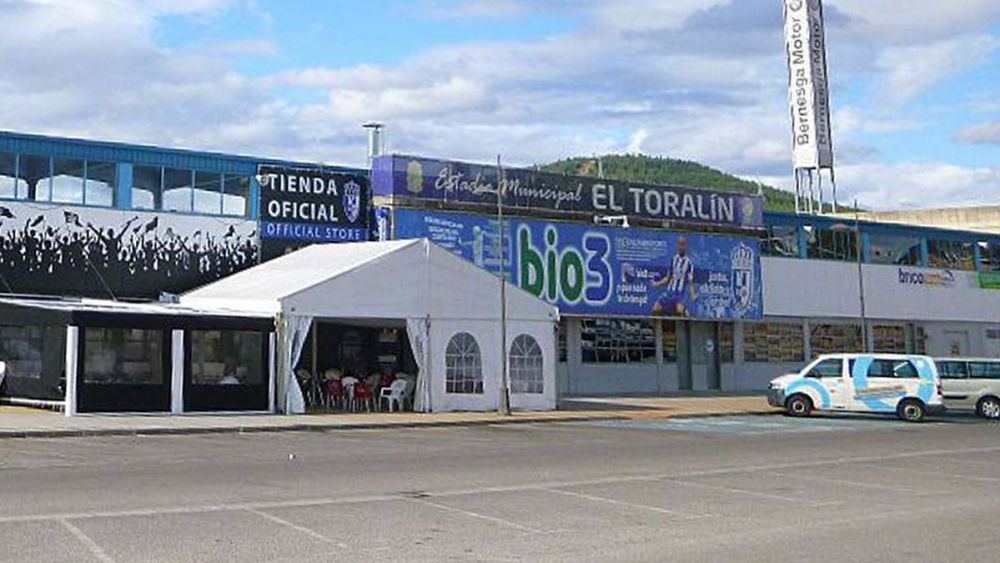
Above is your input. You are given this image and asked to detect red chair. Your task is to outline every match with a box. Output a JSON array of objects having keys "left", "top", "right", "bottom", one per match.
[
  {"left": 325, "top": 379, "right": 344, "bottom": 410},
  {"left": 354, "top": 380, "right": 375, "bottom": 413}
]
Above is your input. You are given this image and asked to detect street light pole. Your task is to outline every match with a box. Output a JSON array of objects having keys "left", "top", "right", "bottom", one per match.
[
  {"left": 854, "top": 199, "right": 869, "bottom": 352},
  {"left": 497, "top": 155, "right": 511, "bottom": 416}
]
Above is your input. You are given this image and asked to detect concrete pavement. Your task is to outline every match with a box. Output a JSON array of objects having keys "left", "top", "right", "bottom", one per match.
[
  {"left": 1, "top": 415, "right": 999, "bottom": 561},
  {"left": 0, "top": 395, "right": 776, "bottom": 439}
]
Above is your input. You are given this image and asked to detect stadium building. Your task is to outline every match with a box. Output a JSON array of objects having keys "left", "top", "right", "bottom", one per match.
[{"left": 2, "top": 131, "right": 1000, "bottom": 411}]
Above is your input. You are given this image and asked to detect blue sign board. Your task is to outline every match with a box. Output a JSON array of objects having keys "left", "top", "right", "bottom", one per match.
[
  {"left": 394, "top": 208, "right": 763, "bottom": 320},
  {"left": 373, "top": 155, "right": 764, "bottom": 230}
]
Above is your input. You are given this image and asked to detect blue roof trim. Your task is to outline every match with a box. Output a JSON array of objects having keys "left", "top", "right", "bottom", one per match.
[{"left": 0, "top": 130, "right": 365, "bottom": 176}]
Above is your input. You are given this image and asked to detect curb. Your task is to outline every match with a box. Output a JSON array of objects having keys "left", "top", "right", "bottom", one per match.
[{"left": 0, "top": 409, "right": 780, "bottom": 440}]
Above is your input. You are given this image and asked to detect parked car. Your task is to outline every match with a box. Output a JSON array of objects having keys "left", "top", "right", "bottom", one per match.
[
  {"left": 935, "top": 358, "right": 1000, "bottom": 420},
  {"left": 767, "top": 353, "right": 945, "bottom": 422}
]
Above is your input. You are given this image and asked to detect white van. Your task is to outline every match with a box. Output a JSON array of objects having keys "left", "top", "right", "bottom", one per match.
[
  {"left": 767, "top": 353, "right": 945, "bottom": 422},
  {"left": 935, "top": 358, "right": 1000, "bottom": 419}
]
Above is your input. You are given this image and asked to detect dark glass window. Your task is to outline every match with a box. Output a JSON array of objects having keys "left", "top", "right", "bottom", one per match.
[
  {"left": 83, "top": 328, "right": 165, "bottom": 385},
  {"left": 867, "top": 359, "right": 918, "bottom": 379},
  {"left": 193, "top": 171, "right": 222, "bottom": 214},
  {"left": 762, "top": 224, "right": 799, "bottom": 257},
  {"left": 937, "top": 361, "right": 968, "bottom": 379},
  {"left": 969, "top": 362, "right": 1000, "bottom": 379},
  {"left": 85, "top": 161, "right": 116, "bottom": 207},
  {"left": 928, "top": 239, "right": 975, "bottom": 270},
  {"left": 132, "top": 165, "right": 163, "bottom": 210},
  {"left": 0, "top": 325, "right": 45, "bottom": 379},
  {"left": 222, "top": 175, "right": 250, "bottom": 217},
  {"left": 163, "top": 168, "right": 194, "bottom": 212},
  {"left": 51, "top": 158, "right": 85, "bottom": 204},
  {"left": 581, "top": 319, "right": 656, "bottom": 364},
  {"left": 18, "top": 154, "right": 51, "bottom": 202},
  {"left": 190, "top": 330, "right": 264, "bottom": 386},
  {"left": 978, "top": 242, "right": 1000, "bottom": 272},
  {"left": 869, "top": 234, "right": 922, "bottom": 265},
  {"left": 807, "top": 358, "right": 842, "bottom": 378},
  {"left": 744, "top": 322, "right": 805, "bottom": 363},
  {"left": 810, "top": 324, "right": 862, "bottom": 356},
  {"left": 805, "top": 226, "right": 857, "bottom": 261}
]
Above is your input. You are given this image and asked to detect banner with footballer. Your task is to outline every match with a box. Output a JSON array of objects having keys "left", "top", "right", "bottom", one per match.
[{"left": 393, "top": 208, "right": 762, "bottom": 320}]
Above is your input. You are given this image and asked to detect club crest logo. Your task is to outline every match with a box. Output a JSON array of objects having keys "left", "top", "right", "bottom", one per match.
[
  {"left": 730, "top": 243, "right": 755, "bottom": 316},
  {"left": 343, "top": 180, "right": 361, "bottom": 223},
  {"left": 406, "top": 160, "right": 424, "bottom": 194}
]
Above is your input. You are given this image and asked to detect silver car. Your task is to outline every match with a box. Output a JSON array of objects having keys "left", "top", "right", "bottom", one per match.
[{"left": 936, "top": 358, "right": 1000, "bottom": 420}]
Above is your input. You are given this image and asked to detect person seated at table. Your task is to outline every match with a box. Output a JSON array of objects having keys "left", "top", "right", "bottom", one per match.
[{"left": 220, "top": 364, "right": 242, "bottom": 385}]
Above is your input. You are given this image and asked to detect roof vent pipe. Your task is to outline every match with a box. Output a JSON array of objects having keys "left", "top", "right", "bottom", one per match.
[{"left": 363, "top": 123, "right": 384, "bottom": 165}]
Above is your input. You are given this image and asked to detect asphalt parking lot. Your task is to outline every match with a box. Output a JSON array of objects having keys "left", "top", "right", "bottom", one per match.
[{"left": 1, "top": 414, "right": 999, "bottom": 562}]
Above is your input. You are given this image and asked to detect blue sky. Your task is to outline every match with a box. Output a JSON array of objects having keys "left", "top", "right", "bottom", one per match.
[{"left": 0, "top": 0, "right": 996, "bottom": 209}]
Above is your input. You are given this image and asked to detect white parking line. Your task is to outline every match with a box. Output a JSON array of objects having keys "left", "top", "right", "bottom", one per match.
[
  {"left": 58, "top": 519, "right": 115, "bottom": 563},
  {"left": 660, "top": 477, "right": 841, "bottom": 508},
  {"left": 770, "top": 471, "right": 945, "bottom": 496},
  {"left": 405, "top": 497, "right": 542, "bottom": 534},
  {"left": 243, "top": 507, "right": 347, "bottom": 548},
  {"left": 854, "top": 461, "right": 1000, "bottom": 484},
  {"left": 544, "top": 488, "right": 711, "bottom": 519}
]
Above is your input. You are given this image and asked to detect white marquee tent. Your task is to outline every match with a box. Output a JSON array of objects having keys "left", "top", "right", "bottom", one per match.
[{"left": 182, "top": 239, "right": 559, "bottom": 413}]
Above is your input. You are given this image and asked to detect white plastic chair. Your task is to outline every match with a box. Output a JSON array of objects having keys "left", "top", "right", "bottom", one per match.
[
  {"left": 341, "top": 376, "right": 359, "bottom": 412},
  {"left": 379, "top": 379, "right": 410, "bottom": 413}
]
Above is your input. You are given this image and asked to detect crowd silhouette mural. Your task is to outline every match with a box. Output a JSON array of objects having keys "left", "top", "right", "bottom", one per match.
[{"left": 0, "top": 204, "right": 259, "bottom": 298}]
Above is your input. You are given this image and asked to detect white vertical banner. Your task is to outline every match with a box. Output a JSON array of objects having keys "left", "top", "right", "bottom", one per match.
[
  {"left": 170, "top": 330, "right": 185, "bottom": 415},
  {"left": 64, "top": 326, "right": 79, "bottom": 417},
  {"left": 784, "top": 0, "right": 834, "bottom": 170}
]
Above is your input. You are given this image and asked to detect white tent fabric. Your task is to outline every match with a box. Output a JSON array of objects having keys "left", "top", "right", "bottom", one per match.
[
  {"left": 183, "top": 239, "right": 558, "bottom": 413},
  {"left": 283, "top": 314, "right": 312, "bottom": 414}
]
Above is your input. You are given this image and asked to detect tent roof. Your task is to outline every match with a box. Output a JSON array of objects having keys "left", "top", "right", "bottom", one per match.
[
  {"left": 184, "top": 239, "right": 419, "bottom": 307},
  {"left": 0, "top": 296, "right": 269, "bottom": 319},
  {"left": 183, "top": 239, "right": 558, "bottom": 322}
]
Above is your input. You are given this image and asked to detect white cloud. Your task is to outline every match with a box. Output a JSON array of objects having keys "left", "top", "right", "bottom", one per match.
[
  {"left": 957, "top": 122, "right": 1000, "bottom": 144},
  {"left": 876, "top": 34, "right": 999, "bottom": 104}
]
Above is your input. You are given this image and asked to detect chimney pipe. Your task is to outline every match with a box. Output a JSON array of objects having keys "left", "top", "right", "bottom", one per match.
[{"left": 363, "top": 123, "right": 384, "bottom": 165}]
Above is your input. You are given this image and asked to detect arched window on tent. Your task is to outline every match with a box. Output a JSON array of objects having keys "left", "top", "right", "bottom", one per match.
[
  {"left": 509, "top": 334, "right": 544, "bottom": 394},
  {"left": 445, "top": 332, "right": 483, "bottom": 394}
]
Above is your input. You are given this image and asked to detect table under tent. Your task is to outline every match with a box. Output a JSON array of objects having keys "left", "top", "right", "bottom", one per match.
[
  {"left": 0, "top": 297, "right": 275, "bottom": 415},
  {"left": 182, "top": 239, "right": 559, "bottom": 414}
]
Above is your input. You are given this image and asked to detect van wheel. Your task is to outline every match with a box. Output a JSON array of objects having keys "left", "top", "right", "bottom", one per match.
[
  {"left": 976, "top": 397, "right": 1000, "bottom": 420},
  {"left": 785, "top": 394, "right": 813, "bottom": 417},
  {"left": 897, "top": 399, "right": 926, "bottom": 423}
]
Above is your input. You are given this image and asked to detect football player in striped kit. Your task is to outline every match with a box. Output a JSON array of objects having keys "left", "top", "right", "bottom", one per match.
[{"left": 651, "top": 236, "right": 696, "bottom": 317}]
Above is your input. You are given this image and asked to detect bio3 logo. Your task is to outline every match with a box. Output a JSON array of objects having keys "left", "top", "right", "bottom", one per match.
[{"left": 516, "top": 225, "right": 612, "bottom": 305}]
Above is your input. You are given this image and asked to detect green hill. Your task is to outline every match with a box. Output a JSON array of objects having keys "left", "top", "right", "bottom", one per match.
[{"left": 540, "top": 154, "right": 797, "bottom": 212}]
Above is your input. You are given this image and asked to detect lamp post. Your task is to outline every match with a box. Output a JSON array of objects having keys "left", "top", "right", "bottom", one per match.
[
  {"left": 496, "top": 155, "right": 511, "bottom": 416},
  {"left": 831, "top": 199, "right": 868, "bottom": 352}
]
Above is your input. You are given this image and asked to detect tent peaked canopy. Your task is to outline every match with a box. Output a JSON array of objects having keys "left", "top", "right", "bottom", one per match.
[{"left": 182, "top": 239, "right": 559, "bottom": 323}]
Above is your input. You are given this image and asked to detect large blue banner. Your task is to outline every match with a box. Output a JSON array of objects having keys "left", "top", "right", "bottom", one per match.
[
  {"left": 394, "top": 208, "right": 762, "bottom": 320},
  {"left": 373, "top": 155, "right": 764, "bottom": 230}
]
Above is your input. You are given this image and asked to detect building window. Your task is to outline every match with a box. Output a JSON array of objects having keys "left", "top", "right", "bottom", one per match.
[
  {"left": 222, "top": 175, "right": 250, "bottom": 217},
  {"left": 662, "top": 320, "right": 678, "bottom": 362},
  {"left": 581, "top": 319, "right": 656, "bottom": 364},
  {"left": 557, "top": 319, "right": 568, "bottom": 362},
  {"left": 718, "top": 323, "right": 734, "bottom": 363},
  {"left": 190, "top": 330, "right": 264, "bottom": 386},
  {"left": 869, "top": 234, "right": 922, "bottom": 265},
  {"left": 85, "top": 161, "right": 117, "bottom": 207},
  {"left": 0, "top": 152, "right": 18, "bottom": 199},
  {"left": 979, "top": 242, "right": 1000, "bottom": 272},
  {"left": 51, "top": 158, "right": 85, "bottom": 204},
  {"left": 762, "top": 224, "right": 799, "bottom": 258},
  {"left": 0, "top": 325, "right": 45, "bottom": 379},
  {"left": 909, "top": 325, "right": 927, "bottom": 355},
  {"left": 18, "top": 154, "right": 51, "bottom": 202},
  {"left": 193, "top": 171, "right": 223, "bottom": 214},
  {"left": 744, "top": 322, "right": 804, "bottom": 363},
  {"left": 873, "top": 325, "right": 906, "bottom": 353},
  {"left": 446, "top": 332, "right": 483, "bottom": 394},
  {"left": 928, "top": 239, "right": 975, "bottom": 270},
  {"left": 509, "top": 334, "right": 544, "bottom": 394},
  {"left": 810, "top": 323, "right": 862, "bottom": 357},
  {"left": 83, "top": 328, "right": 164, "bottom": 385},
  {"left": 163, "top": 168, "right": 194, "bottom": 213},
  {"left": 132, "top": 165, "right": 163, "bottom": 210},
  {"left": 805, "top": 226, "right": 857, "bottom": 261}
]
